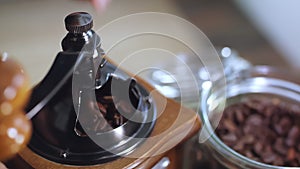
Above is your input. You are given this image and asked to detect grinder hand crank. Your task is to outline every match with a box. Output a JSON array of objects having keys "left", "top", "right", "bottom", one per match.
[{"left": 0, "top": 54, "right": 32, "bottom": 161}]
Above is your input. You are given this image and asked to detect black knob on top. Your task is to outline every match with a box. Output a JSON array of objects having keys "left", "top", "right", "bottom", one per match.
[{"left": 64, "top": 12, "right": 93, "bottom": 33}]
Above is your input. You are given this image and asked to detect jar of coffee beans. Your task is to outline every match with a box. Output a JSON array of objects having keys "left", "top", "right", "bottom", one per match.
[{"left": 199, "top": 66, "right": 300, "bottom": 169}]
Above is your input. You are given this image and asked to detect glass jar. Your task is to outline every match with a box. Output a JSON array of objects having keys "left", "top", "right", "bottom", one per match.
[{"left": 199, "top": 65, "right": 300, "bottom": 169}]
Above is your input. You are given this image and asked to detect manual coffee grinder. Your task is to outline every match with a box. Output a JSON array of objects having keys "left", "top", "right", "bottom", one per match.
[{"left": 5, "top": 12, "right": 200, "bottom": 169}]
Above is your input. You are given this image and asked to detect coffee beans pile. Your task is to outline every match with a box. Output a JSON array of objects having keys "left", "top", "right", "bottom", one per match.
[
  {"left": 96, "top": 95, "right": 133, "bottom": 129},
  {"left": 93, "top": 76, "right": 139, "bottom": 131},
  {"left": 74, "top": 95, "right": 132, "bottom": 136},
  {"left": 75, "top": 77, "right": 139, "bottom": 135},
  {"left": 216, "top": 97, "right": 300, "bottom": 167}
]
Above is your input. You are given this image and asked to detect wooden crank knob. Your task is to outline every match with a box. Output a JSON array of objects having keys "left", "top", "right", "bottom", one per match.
[{"left": 0, "top": 54, "right": 32, "bottom": 161}]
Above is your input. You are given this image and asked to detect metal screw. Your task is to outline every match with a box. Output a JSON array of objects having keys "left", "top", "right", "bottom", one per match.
[{"left": 60, "top": 151, "right": 68, "bottom": 158}]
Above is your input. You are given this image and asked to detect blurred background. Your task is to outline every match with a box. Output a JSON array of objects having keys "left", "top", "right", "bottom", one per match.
[
  {"left": 0, "top": 0, "right": 298, "bottom": 85},
  {"left": 0, "top": 0, "right": 299, "bottom": 168}
]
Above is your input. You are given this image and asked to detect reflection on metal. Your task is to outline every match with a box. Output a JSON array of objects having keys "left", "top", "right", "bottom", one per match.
[
  {"left": 152, "top": 157, "right": 170, "bottom": 169},
  {"left": 1, "top": 52, "right": 8, "bottom": 61},
  {"left": 221, "top": 46, "right": 232, "bottom": 58},
  {"left": 202, "top": 81, "right": 212, "bottom": 91},
  {"left": 154, "top": 85, "right": 180, "bottom": 98},
  {"left": 198, "top": 67, "right": 210, "bottom": 81},
  {"left": 152, "top": 70, "right": 176, "bottom": 84}
]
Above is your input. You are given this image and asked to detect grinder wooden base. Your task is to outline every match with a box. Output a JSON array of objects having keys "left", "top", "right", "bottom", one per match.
[{"left": 6, "top": 74, "right": 201, "bottom": 169}]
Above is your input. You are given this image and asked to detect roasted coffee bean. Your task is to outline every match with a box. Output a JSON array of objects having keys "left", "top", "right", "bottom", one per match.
[
  {"left": 246, "top": 114, "right": 263, "bottom": 126},
  {"left": 287, "top": 148, "right": 296, "bottom": 161},
  {"left": 242, "top": 124, "right": 252, "bottom": 135},
  {"left": 244, "top": 98, "right": 264, "bottom": 111},
  {"left": 223, "top": 119, "right": 237, "bottom": 132},
  {"left": 291, "top": 105, "right": 300, "bottom": 115},
  {"left": 286, "top": 126, "right": 300, "bottom": 147},
  {"left": 91, "top": 96, "right": 131, "bottom": 132},
  {"left": 221, "top": 133, "right": 238, "bottom": 143},
  {"left": 273, "top": 157, "right": 284, "bottom": 166},
  {"left": 103, "top": 96, "right": 114, "bottom": 101},
  {"left": 244, "top": 150, "right": 254, "bottom": 158},
  {"left": 97, "top": 102, "right": 107, "bottom": 114},
  {"left": 261, "top": 152, "right": 277, "bottom": 164},
  {"left": 242, "top": 135, "right": 255, "bottom": 144},
  {"left": 216, "top": 97, "right": 300, "bottom": 167},
  {"left": 92, "top": 76, "right": 145, "bottom": 131},
  {"left": 274, "top": 138, "right": 288, "bottom": 155},
  {"left": 265, "top": 106, "right": 275, "bottom": 117},
  {"left": 274, "top": 117, "right": 292, "bottom": 136},
  {"left": 235, "top": 110, "right": 245, "bottom": 124},
  {"left": 233, "top": 141, "right": 244, "bottom": 151},
  {"left": 253, "top": 142, "right": 263, "bottom": 155}
]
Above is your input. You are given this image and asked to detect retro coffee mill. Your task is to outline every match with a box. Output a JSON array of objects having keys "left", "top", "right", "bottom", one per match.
[{"left": 1, "top": 12, "right": 200, "bottom": 169}]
